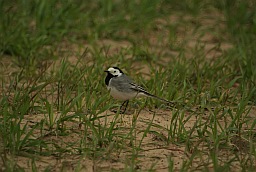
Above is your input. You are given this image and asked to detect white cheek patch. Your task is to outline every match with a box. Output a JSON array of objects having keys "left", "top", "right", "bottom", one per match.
[
  {"left": 111, "top": 71, "right": 121, "bottom": 76},
  {"left": 107, "top": 68, "right": 122, "bottom": 77}
]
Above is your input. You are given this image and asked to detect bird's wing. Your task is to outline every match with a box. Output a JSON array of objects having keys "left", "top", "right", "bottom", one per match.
[
  {"left": 110, "top": 74, "right": 140, "bottom": 92},
  {"left": 129, "top": 82, "right": 151, "bottom": 96},
  {"left": 129, "top": 82, "right": 174, "bottom": 105}
]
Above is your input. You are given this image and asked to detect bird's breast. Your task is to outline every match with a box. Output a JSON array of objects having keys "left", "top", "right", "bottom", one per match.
[{"left": 108, "top": 86, "right": 140, "bottom": 101}]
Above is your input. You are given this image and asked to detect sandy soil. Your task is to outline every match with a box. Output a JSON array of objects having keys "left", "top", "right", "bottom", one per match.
[{"left": 8, "top": 105, "right": 255, "bottom": 171}]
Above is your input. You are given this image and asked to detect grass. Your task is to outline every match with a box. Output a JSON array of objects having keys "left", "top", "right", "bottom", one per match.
[{"left": 0, "top": 0, "right": 256, "bottom": 171}]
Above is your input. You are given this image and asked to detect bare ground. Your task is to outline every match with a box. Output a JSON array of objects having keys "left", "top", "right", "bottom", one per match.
[{"left": 10, "top": 105, "right": 256, "bottom": 171}]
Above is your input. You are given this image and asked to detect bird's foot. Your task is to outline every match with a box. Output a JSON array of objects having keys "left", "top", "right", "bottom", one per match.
[
  {"left": 110, "top": 108, "right": 119, "bottom": 113},
  {"left": 110, "top": 107, "right": 133, "bottom": 114}
]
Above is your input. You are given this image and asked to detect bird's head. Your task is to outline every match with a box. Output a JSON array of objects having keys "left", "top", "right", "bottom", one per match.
[{"left": 104, "top": 67, "right": 124, "bottom": 77}]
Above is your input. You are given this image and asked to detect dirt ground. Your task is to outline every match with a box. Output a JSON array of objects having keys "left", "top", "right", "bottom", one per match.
[
  {"left": 11, "top": 105, "right": 256, "bottom": 171},
  {"left": 1, "top": 8, "right": 255, "bottom": 172}
]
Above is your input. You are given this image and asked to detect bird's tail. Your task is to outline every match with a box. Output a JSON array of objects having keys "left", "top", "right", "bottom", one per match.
[
  {"left": 143, "top": 92, "right": 175, "bottom": 106},
  {"left": 130, "top": 83, "right": 175, "bottom": 107}
]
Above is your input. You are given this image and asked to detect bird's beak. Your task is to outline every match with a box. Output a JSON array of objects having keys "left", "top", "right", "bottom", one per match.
[{"left": 104, "top": 70, "right": 108, "bottom": 73}]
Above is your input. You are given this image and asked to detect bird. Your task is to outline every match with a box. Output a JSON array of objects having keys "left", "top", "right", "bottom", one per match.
[{"left": 104, "top": 67, "right": 174, "bottom": 113}]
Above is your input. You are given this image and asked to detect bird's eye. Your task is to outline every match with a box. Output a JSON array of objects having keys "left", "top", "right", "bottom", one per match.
[{"left": 114, "top": 71, "right": 116, "bottom": 73}]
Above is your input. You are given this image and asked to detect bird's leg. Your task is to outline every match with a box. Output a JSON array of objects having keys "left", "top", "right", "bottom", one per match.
[
  {"left": 120, "top": 100, "right": 129, "bottom": 114},
  {"left": 110, "top": 100, "right": 129, "bottom": 113},
  {"left": 120, "top": 101, "right": 126, "bottom": 109},
  {"left": 124, "top": 100, "right": 129, "bottom": 113}
]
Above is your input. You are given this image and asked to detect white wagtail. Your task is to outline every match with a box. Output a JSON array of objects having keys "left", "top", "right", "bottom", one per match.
[{"left": 104, "top": 67, "right": 174, "bottom": 113}]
